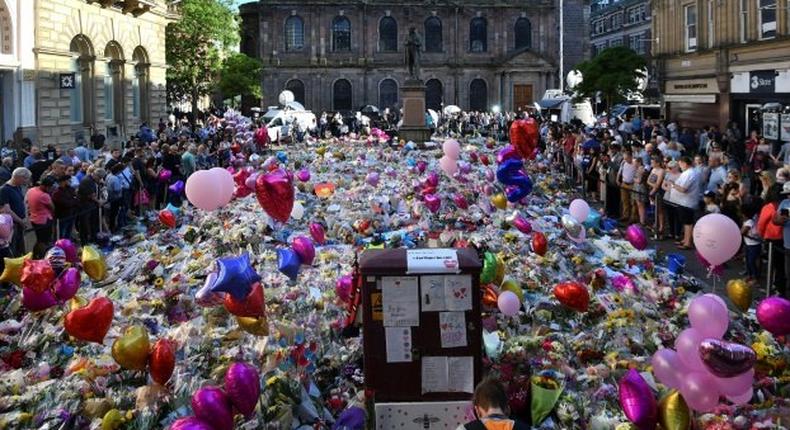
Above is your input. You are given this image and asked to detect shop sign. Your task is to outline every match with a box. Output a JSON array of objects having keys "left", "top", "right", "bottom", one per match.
[
  {"left": 665, "top": 78, "right": 719, "bottom": 94},
  {"left": 750, "top": 70, "right": 776, "bottom": 94}
]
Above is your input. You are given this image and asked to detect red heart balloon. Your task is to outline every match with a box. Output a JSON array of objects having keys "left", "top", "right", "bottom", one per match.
[
  {"left": 510, "top": 118, "right": 539, "bottom": 160},
  {"left": 255, "top": 169, "right": 294, "bottom": 223},
  {"left": 64, "top": 297, "right": 114, "bottom": 343},
  {"left": 554, "top": 281, "right": 590, "bottom": 312},
  {"left": 230, "top": 142, "right": 242, "bottom": 154},
  {"left": 21, "top": 259, "right": 56, "bottom": 293},
  {"left": 159, "top": 210, "right": 176, "bottom": 229},
  {"left": 480, "top": 154, "right": 490, "bottom": 166},
  {"left": 531, "top": 231, "right": 548, "bottom": 256},
  {"left": 149, "top": 338, "right": 176, "bottom": 385},
  {"left": 233, "top": 169, "right": 250, "bottom": 187},
  {"left": 224, "top": 282, "right": 265, "bottom": 318}
]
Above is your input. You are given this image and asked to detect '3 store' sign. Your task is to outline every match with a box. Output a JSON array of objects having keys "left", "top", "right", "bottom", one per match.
[{"left": 750, "top": 70, "right": 776, "bottom": 94}]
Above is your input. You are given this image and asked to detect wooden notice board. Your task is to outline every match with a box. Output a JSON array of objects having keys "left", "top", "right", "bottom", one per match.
[{"left": 360, "top": 249, "right": 483, "bottom": 403}]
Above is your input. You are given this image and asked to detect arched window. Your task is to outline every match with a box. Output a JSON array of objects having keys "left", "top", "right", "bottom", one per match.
[
  {"left": 285, "top": 16, "right": 304, "bottom": 51},
  {"left": 379, "top": 16, "right": 398, "bottom": 52},
  {"left": 426, "top": 79, "right": 443, "bottom": 111},
  {"left": 470, "top": 17, "right": 487, "bottom": 52},
  {"left": 379, "top": 79, "right": 398, "bottom": 109},
  {"left": 70, "top": 35, "right": 95, "bottom": 126},
  {"left": 424, "top": 16, "right": 442, "bottom": 52},
  {"left": 285, "top": 79, "right": 305, "bottom": 105},
  {"left": 469, "top": 79, "right": 487, "bottom": 112},
  {"left": 332, "top": 16, "right": 351, "bottom": 52},
  {"left": 515, "top": 17, "right": 532, "bottom": 49},
  {"left": 133, "top": 46, "right": 150, "bottom": 123},
  {"left": 333, "top": 79, "right": 352, "bottom": 111},
  {"left": 104, "top": 41, "right": 124, "bottom": 124}
]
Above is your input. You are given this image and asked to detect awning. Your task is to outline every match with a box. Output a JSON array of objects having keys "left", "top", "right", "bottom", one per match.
[
  {"left": 663, "top": 94, "right": 717, "bottom": 103},
  {"left": 537, "top": 98, "right": 567, "bottom": 110}
]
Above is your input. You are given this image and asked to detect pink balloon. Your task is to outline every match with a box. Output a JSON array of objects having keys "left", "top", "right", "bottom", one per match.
[
  {"left": 335, "top": 275, "right": 353, "bottom": 302},
  {"left": 618, "top": 369, "right": 657, "bottom": 430},
  {"left": 756, "top": 297, "right": 790, "bottom": 336},
  {"left": 497, "top": 291, "right": 520, "bottom": 316},
  {"left": 54, "top": 238, "right": 78, "bottom": 263},
  {"left": 507, "top": 212, "right": 532, "bottom": 234},
  {"left": 453, "top": 193, "right": 469, "bottom": 210},
  {"left": 186, "top": 171, "right": 222, "bottom": 211},
  {"left": 651, "top": 348, "right": 685, "bottom": 389},
  {"left": 715, "top": 368, "right": 754, "bottom": 397},
  {"left": 309, "top": 222, "right": 326, "bottom": 245},
  {"left": 693, "top": 213, "right": 742, "bottom": 266},
  {"left": 424, "top": 194, "right": 441, "bottom": 213},
  {"left": 485, "top": 169, "right": 495, "bottom": 182},
  {"left": 191, "top": 386, "right": 233, "bottom": 430},
  {"left": 688, "top": 295, "right": 729, "bottom": 339},
  {"left": 245, "top": 174, "right": 258, "bottom": 190},
  {"left": 483, "top": 184, "right": 494, "bottom": 196},
  {"left": 169, "top": 416, "right": 214, "bottom": 430},
  {"left": 224, "top": 362, "right": 260, "bottom": 418},
  {"left": 296, "top": 169, "right": 311, "bottom": 182},
  {"left": 426, "top": 172, "right": 440, "bottom": 187},
  {"left": 439, "top": 156, "right": 458, "bottom": 177},
  {"left": 291, "top": 236, "right": 315, "bottom": 266},
  {"left": 443, "top": 139, "right": 461, "bottom": 160},
  {"left": 726, "top": 387, "right": 753, "bottom": 405},
  {"left": 416, "top": 160, "right": 427, "bottom": 173},
  {"left": 22, "top": 287, "right": 58, "bottom": 311},
  {"left": 0, "top": 214, "right": 13, "bottom": 242},
  {"left": 675, "top": 328, "right": 706, "bottom": 371},
  {"left": 625, "top": 224, "right": 648, "bottom": 250},
  {"left": 568, "top": 199, "right": 590, "bottom": 223},
  {"left": 53, "top": 267, "right": 81, "bottom": 302},
  {"left": 210, "top": 167, "right": 235, "bottom": 207},
  {"left": 681, "top": 372, "right": 720, "bottom": 412}
]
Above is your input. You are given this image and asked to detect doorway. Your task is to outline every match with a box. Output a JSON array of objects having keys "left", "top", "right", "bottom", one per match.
[
  {"left": 745, "top": 104, "right": 763, "bottom": 136},
  {"left": 513, "top": 84, "right": 533, "bottom": 112}
]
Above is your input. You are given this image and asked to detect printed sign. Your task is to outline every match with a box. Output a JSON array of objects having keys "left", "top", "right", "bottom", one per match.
[
  {"left": 406, "top": 249, "right": 460, "bottom": 274},
  {"left": 750, "top": 70, "right": 775, "bottom": 94}
]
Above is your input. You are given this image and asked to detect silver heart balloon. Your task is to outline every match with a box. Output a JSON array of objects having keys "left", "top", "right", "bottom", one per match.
[
  {"left": 562, "top": 214, "right": 583, "bottom": 238},
  {"left": 699, "top": 338, "right": 756, "bottom": 378}
]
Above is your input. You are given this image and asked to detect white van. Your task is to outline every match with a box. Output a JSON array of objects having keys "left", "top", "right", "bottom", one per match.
[{"left": 262, "top": 107, "right": 317, "bottom": 143}]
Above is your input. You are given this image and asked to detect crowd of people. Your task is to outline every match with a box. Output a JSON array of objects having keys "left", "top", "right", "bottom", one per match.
[{"left": 545, "top": 117, "right": 790, "bottom": 298}]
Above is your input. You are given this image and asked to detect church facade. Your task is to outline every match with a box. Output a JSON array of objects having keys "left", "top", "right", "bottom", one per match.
[{"left": 239, "top": 0, "right": 589, "bottom": 114}]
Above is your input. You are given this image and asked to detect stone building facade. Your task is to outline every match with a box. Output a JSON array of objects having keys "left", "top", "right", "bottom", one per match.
[
  {"left": 653, "top": 0, "right": 790, "bottom": 132},
  {"left": 240, "top": 0, "right": 590, "bottom": 114},
  {"left": 590, "top": 0, "right": 652, "bottom": 57},
  {"left": 0, "top": 0, "right": 35, "bottom": 144},
  {"left": 22, "top": 0, "right": 176, "bottom": 148}
]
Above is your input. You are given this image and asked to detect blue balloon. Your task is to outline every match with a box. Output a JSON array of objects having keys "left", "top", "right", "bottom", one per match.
[
  {"left": 277, "top": 248, "right": 301, "bottom": 281},
  {"left": 210, "top": 253, "right": 261, "bottom": 300},
  {"left": 276, "top": 151, "right": 288, "bottom": 164},
  {"left": 496, "top": 158, "right": 533, "bottom": 202},
  {"left": 584, "top": 211, "right": 602, "bottom": 229},
  {"left": 165, "top": 203, "right": 181, "bottom": 216}
]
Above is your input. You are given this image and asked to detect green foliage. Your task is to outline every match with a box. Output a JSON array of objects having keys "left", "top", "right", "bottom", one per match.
[
  {"left": 573, "top": 46, "right": 647, "bottom": 108},
  {"left": 218, "top": 53, "right": 263, "bottom": 100},
  {"left": 166, "top": 0, "right": 239, "bottom": 110}
]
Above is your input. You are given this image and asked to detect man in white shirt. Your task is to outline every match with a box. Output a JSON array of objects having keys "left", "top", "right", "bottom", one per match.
[
  {"left": 671, "top": 156, "right": 700, "bottom": 249},
  {"left": 706, "top": 155, "right": 727, "bottom": 194},
  {"left": 617, "top": 150, "right": 638, "bottom": 223}
]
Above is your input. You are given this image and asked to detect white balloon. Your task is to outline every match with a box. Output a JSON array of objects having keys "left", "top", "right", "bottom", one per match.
[{"left": 291, "top": 201, "right": 305, "bottom": 220}]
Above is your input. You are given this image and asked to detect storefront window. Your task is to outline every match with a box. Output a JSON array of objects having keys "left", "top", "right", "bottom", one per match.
[
  {"left": 685, "top": 5, "right": 697, "bottom": 52},
  {"left": 759, "top": 0, "right": 777, "bottom": 39}
]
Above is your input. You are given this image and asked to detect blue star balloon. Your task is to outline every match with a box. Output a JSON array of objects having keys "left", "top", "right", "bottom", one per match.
[
  {"left": 277, "top": 248, "right": 301, "bottom": 281},
  {"left": 210, "top": 253, "right": 261, "bottom": 300},
  {"left": 276, "top": 151, "right": 288, "bottom": 164},
  {"left": 165, "top": 203, "right": 181, "bottom": 216}
]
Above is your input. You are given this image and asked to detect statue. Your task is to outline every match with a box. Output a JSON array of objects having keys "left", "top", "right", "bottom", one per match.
[{"left": 405, "top": 27, "right": 422, "bottom": 80}]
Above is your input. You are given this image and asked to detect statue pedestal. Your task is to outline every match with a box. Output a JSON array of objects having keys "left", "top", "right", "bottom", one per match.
[{"left": 399, "top": 78, "right": 432, "bottom": 144}]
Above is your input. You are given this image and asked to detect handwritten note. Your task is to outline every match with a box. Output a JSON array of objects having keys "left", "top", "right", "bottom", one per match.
[
  {"left": 385, "top": 327, "right": 413, "bottom": 363},
  {"left": 421, "top": 357, "right": 449, "bottom": 394},
  {"left": 444, "top": 275, "right": 472, "bottom": 311},
  {"left": 420, "top": 275, "right": 447, "bottom": 311},
  {"left": 421, "top": 356, "right": 475, "bottom": 394},
  {"left": 382, "top": 276, "right": 419, "bottom": 327},
  {"left": 439, "top": 312, "right": 467, "bottom": 348}
]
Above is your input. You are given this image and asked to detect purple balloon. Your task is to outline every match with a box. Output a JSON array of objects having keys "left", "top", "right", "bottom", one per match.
[
  {"left": 458, "top": 161, "right": 472, "bottom": 175},
  {"left": 159, "top": 169, "right": 172, "bottom": 183},
  {"left": 688, "top": 295, "right": 729, "bottom": 339},
  {"left": 225, "top": 362, "right": 260, "bottom": 418},
  {"left": 453, "top": 193, "right": 469, "bottom": 210},
  {"left": 699, "top": 339, "right": 756, "bottom": 377},
  {"left": 715, "top": 368, "right": 754, "bottom": 397},
  {"left": 335, "top": 275, "right": 353, "bottom": 302},
  {"left": 191, "top": 386, "right": 233, "bottom": 430},
  {"left": 169, "top": 416, "right": 214, "bottom": 430},
  {"left": 296, "top": 169, "right": 311, "bottom": 182},
  {"left": 366, "top": 171, "right": 380, "bottom": 187},
  {"left": 0, "top": 214, "right": 13, "bottom": 242},
  {"left": 54, "top": 238, "right": 78, "bottom": 264},
  {"left": 618, "top": 369, "right": 657, "bottom": 430},
  {"left": 245, "top": 173, "right": 259, "bottom": 190},
  {"left": 625, "top": 224, "right": 647, "bottom": 250},
  {"left": 681, "top": 372, "right": 720, "bottom": 412},
  {"left": 497, "top": 291, "right": 520, "bottom": 316},
  {"left": 426, "top": 171, "right": 439, "bottom": 188},
  {"left": 291, "top": 236, "right": 316, "bottom": 266},
  {"left": 53, "top": 267, "right": 81, "bottom": 302},
  {"left": 424, "top": 194, "right": 441, "bottom": 213},
  {"left": 756, "top": 297, "right": 790, "bottom": 336},
  {"left": 727, "top": 387, "right": 753, "bottom": 405},
  {"left": 485, "top": 169, "right": 495, "bottom": 182},
  {"left": 507, "top": 212, "right": 532, "bottom": 234},
  {"left": 675, "top": 328, "right": 706, "bottom": 372},
  {"left": 416, "top": 160, "right": 427, "bottom": 173},
  {"left": 22, "top": 287, "right": 58, "bottom": 311},
  {"left": 496, "top": 145, "right": 521, "bottom": 164},
  {"left": 309, "top": 222, "right": 326, "bottom": 245},
  {"left": 650, "top": 348, "right": 685, "bottom": 389},
  {"left": 168, "top": 180, "right": 185, "bottom": 195}
]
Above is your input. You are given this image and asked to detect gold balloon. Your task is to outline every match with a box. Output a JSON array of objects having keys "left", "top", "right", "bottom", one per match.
[
  {"left": 491, "top": 193, "right": 508, "bottom": 210},
  {"left": 501, "top": 279, "right": 524, "bottom": 302},
  {"left": 0, "top": 252, "right": 32, "bottom": 286},
  {"left": 112, "top": 326, "right": 150, "bottom": 371},
  {"left": 69, "top": 296, "right": 88, "bottom": 311},
  {"left": 101, "top": 409, "right": 124, "bottom": 430},
  {"left": 316, "top": 146, "right": 327, "bottom": 156},
  {"left": 494, "top": 255, "right": 506, "bottom": 286},
  {"left": 237, "top": 315, "right": 269, "bottom": 336},
  {"left": 658, "top": 390, "right": 691, "bottom": 430},
  {"left": 726, "top": 279, "right": 752, "bottom": 312},
  {"left": 82, "top": 246, "right": 107, "bottom": 281}
]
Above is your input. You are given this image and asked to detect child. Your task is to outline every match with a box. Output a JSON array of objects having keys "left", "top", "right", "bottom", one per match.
[
  {"left": 703, "top": 190, "right": 720, "bottom": 214},
  {"left": 741, "top": 203, "right": 762, "bottom": 279}
]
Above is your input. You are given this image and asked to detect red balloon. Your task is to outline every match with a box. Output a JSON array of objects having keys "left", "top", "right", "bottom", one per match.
[
  {"left": 554, "top": 281, "right": 590, "bottom": 312},
  {"left": 149, "top": 338, "right": 176, "bottom": 385},
  {"left": 159, "top": 210, "right": 176, "bottom": 229},
  {"left": 510, "top": 118, "right": 539, "bottom": 160},
  {"left": 480, "top": 154, "right": 490, "bottom": 166},
  {"left": 255, "top": 169, "right": 295, "bottom": 223},
  {"left": 21, "top": 259, "right": 56, "bottom": 293},
  {"left": 233, "top": 169, "right": 250, "bottom": 187},
  {"left": 230, "top": 142, "right": 242, "bottom": 154},
  {"left": 531, "top": 231, "right": 548, "bottom": 256},
  {"left": 64, "top": 297, "right": 114, "bottom": 343},
  {"left": 223, "top": 282, "right": 265, "bottom": 318}
]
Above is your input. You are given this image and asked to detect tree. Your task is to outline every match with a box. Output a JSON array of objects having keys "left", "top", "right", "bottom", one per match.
[
  {"left": 218, "top": 53, "right": 263, "bottom": 102},
  {"left": 166, "top": 0, "right": 239, "bottom": 114},
  {"left": 573, "top": 46, "right": 647, "bottom": 109}
]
